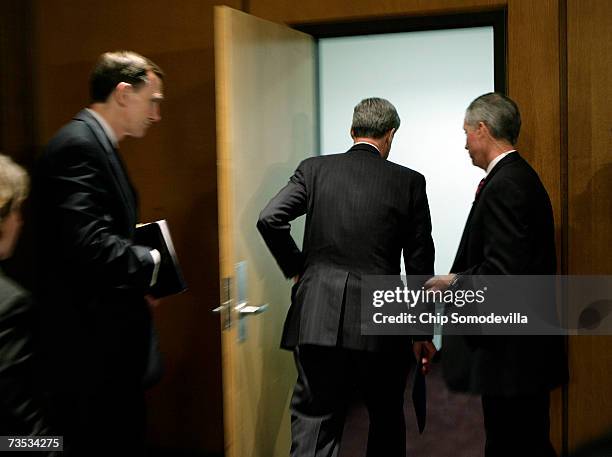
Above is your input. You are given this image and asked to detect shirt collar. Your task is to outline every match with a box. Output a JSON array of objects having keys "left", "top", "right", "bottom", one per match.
[
  {"left": 86, "top": 108, "right": 118, "bottom": 148},
  {"left": 353, "top": 141, "right": 381, "bottom": 153},
  {"left": 486, "top": 149, "right": 516, "bottom": 176}
]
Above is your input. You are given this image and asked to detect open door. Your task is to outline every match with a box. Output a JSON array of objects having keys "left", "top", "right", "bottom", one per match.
[{"left": 214, "top": 6, "right": 316, "bottom": 457}]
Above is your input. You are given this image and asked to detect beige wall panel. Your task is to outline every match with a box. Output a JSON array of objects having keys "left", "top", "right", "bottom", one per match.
[
  {"left": 567, "top": 0, "right": 612, "bottom": 450},
  {"left": 507, "top": 0, "right": 562, "bottom": 249}
]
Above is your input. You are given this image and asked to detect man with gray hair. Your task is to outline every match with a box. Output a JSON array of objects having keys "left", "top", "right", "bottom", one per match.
[
  {"left": 258, "top": 97, "right": 436, "bottom": 456},
  {"left": 426, "top": 92, "right": 568, "bottom": 456}
]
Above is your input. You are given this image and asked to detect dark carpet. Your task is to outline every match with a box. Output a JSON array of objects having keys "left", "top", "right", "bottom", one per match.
[{"left": 339, "top": 362, "right": 485, "bottom": 457}]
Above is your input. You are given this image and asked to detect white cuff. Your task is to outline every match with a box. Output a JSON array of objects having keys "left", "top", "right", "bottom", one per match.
[{"left": 150, "top": 249, "right": 161, "bottom": 286}]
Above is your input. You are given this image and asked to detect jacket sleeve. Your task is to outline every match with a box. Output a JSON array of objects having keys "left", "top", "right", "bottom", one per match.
[
  {"left": 257, "top": 162, "right": 307, "bottom": 279},
  {"left": 403, "top": 174, "right": 435, "bottom": 342},
  {"left": 39, "top": 141, "right": 154, "bottom": 291},
  {"left": 403, "top": 174, "right": 435, "bottom": 276}
]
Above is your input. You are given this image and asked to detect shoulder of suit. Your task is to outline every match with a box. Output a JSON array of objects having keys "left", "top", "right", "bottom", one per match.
[
  {"left": 297, "top": 153, "right": 425, "bottom": 182},
  {"left": 43, "top": 118, "right": 103, "bottom": 161},
  {"left": 48, "top": 117, "right": 96, "bottom": 147},
  {"left": 377, "top": 159, "right": 426, "bottom": 184},
  {"left": 487, "top": 159, "right": 546, "bottom": 196},
  {"left": 386, "top": 159, "right": 423, "bottom": 176},
  {"left": 491, "top": 155, "right": 540, "bottom": 183},
  {"left": 303, "top": 152, "right": 343, "bottom": 162},
  {"left": 0, "top": 274, "right": 30, "bottom": 319},
  {"left": 296, "top": 153, "right": 343, "bottom": 169}
]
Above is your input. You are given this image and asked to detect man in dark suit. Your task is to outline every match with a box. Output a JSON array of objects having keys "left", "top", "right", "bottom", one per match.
[
  {"left": 33, "top": 51, "right": 164, "bottom": 455},
  {"left": 426, "top": 93, "right": 568, "bottom": 456},
  {"left": 258, "top": 98, "right": 436, "bottom": 457}
]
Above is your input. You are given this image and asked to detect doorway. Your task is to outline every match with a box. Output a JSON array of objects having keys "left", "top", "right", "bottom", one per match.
[
  {"left": 310, "top": 17, "right": 502, "bottom": 457},
  {"left": 215, "top": 7, "right": 506, "bottom": 457}
]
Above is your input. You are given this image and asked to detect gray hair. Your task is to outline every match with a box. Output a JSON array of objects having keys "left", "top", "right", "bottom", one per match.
[
  {"left": 465, "top": 92, "right": 521, "bottom": 145},
  {"left": 351, "top": 97, "right": 400, "bottom": 139},
  {"left": 0, "top": 154, "right": 29, "bottom": 221}
]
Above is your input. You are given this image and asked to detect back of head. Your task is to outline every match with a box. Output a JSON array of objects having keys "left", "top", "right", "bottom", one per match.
[
  {"left": 90, "top": 50, "right": 164, "bottom": 103},
  {"left": 0, "top": 154, "right": 29, "bottom": 222},
  {"left": 465, "top": 92, "right": 521, "bottom": 145},
  {"left": 351, "top": 97, "right": 400, "bottom": 139}
]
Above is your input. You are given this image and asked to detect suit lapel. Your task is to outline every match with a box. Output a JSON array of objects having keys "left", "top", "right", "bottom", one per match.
[
  {"left": 75, "top": 110, "right": 138, "bottom": 226},
  {"left": 452, "top": 204, "right": 475, "bottom": 271}
]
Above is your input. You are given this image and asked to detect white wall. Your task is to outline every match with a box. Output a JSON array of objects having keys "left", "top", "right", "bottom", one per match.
[{"left": 319, "top": 27, "right": 494, "bottom": 274}]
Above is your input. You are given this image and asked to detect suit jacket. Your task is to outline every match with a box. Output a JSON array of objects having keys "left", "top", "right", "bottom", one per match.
[
  {"left": 0, "top": 270, "right": 50, "bottom": 435},
  {"left": 33, "top": 110, "right": 157, "bottom": 405},
  {"left": 258, "top": 143, "right": 435, "bottom": 352},
  {"left": 443, "top": 152, "right": 568, "bottom": 396}
]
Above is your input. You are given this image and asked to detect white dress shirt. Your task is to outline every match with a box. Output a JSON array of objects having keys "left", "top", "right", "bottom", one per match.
[
  {"left": 486, "top": 150, "right": 516, "bottom": 176},
  {"left": 85, "top": 108, "right": 160, "bottom": 286}
]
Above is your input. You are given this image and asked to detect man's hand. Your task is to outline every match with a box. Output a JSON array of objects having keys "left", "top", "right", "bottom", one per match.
[
  {"left": 413, "top": 340, "right": 437, "bottom": 375},
  {"left": 292, "top": 275, "right": 300, "bottom": 284},
  {"left": 424, "top": 274, "right": 456, "bottom": 292}
]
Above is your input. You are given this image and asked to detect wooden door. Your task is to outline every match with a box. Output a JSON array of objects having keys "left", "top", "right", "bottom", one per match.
[{"left": 214, "top": 7, "right": 316, "bottom": 457}]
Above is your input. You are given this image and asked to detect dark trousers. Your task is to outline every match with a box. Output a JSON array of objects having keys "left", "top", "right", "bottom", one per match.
[
  {"left": 50, "top": 387, "right": 146, "bottom": 456},
  {"left": 482, "top": 392, "right": 556, "bottom": 457},
  {"left": 290, "top": 345, "right": 411, "bottom": 457}
]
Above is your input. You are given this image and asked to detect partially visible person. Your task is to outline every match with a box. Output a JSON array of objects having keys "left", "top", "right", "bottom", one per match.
[
  {"left": 0, "top": 154, "right": 51, "bottom": 436},
  {"left": 426, "top": 93, "right": 568, "bottom": 457}
]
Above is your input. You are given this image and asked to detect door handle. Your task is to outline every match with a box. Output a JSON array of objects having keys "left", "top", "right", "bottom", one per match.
[
  {"left": 235, "top": 302, "right": 268, "bottom": 315},
  {"left": 214, "top": 277, "right": 233, "bottom": 329},
  {"left": 212, "top": 298, "right": 232, "bottom": 313}
]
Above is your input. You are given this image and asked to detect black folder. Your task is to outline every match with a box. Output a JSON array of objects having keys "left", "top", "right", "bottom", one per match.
[
  {"left": 412, "top": 360, "right": 427, "bottom": 434},
  {"left": 135, "top": 219, "right": 187, "bottom": 298}
]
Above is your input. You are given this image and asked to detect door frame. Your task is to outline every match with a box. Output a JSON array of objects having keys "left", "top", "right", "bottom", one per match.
[{"left": 292, "top": 9, "right": 507, "bottom": 154}]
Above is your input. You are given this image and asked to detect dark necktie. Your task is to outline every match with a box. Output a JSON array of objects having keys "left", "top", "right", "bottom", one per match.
[{"left": 475, "top": 178, "right": 486, "bottom": 199}]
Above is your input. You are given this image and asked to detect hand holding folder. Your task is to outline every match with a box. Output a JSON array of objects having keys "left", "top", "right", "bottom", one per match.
[
  {"left": 412, "top": 340, "right": 436, "bottom": 433},
  {"left": 135, "top": 219, "right": 187, "bottom": 298},
  {"left": 412, "top": 359, "right": 427, "bottom": 434}
]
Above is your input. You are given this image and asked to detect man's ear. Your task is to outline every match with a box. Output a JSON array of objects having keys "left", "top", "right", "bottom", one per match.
[
  {"left": 477, "top": 121, "right": 489, "bottom": 136},
  {"left": 113, "top": 82, "right": 132, "bottom": 107},
  {"left": 350, "top": 128, "right": 355, "bottom": 139}
]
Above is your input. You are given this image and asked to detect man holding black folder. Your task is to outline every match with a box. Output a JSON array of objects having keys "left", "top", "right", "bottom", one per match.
[
  {"left": 33, "top": 51, "right": 165, "bottom": 455},
  {"left": 258, "top": 98, "right": 436, "bottom": 457}
]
